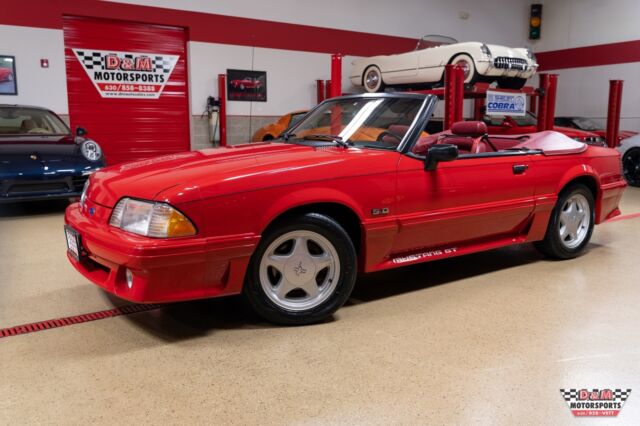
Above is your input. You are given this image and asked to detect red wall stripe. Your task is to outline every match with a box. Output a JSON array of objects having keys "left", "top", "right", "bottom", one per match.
[
  {"left": 1, "top": 0, "right": 415, "bottom": 57},
  {"left": 537, "top": 39, "right": 640, "bottom": 71}
]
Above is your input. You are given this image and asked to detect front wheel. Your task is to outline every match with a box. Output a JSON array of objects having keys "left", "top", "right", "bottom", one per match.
[
  {"left": 622, "top": 148, "right": 640, "bottom": 187},
  {"left": 243, "top": 213, "right": 357, "bottom": 325},
  {"left": 497, "top": 77, "right": 527, "bottom": 90},
  {"left": 450, "top": 54, "right": 478, "bottom": 84},
  {"left": 363, "top": 65, "right": 384, "bottom": 93},
  {"left": 534, "top": 184, "right": 595, "bottom": 259}
]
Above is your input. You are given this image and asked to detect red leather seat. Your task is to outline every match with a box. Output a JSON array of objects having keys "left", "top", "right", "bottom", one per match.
[{"left": 381, "top": 124, "right": 410, "bottom": 145}]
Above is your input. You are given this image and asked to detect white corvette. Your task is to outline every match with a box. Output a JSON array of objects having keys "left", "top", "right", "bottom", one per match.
[{"left": 350, "top": 35, "right": 538, "bottom": 92}]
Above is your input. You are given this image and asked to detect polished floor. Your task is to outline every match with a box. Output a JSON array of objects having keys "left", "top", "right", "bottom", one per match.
[{"left": 1, "top": 189, "right": 640, "bottom": 424}]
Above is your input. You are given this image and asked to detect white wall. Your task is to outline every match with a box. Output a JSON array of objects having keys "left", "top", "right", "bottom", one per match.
[
  {"left": 533, "top": 0, "right": 640, "bottom": 131},
  {"left": 108, "top": 0, "right": 532, "bottom": 46},
  {"left": 0, "top": 25, "right": 68, "bottom": 113},
  {"left": 533, "top": 0, "right": 640, "bottom": 51}
]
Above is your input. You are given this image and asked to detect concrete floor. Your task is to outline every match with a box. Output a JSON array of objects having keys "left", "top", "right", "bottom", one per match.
[{"left": 1, "top": 189, "right": 640, "bottom": 424}]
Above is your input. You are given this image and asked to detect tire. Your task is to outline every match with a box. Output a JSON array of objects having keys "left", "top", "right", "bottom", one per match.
[
  {"left": 534, "top": 184, "right": 595, "bottom": 259},
  {"left": 450, "top": 54, "right": 478, "bottom": 84},
  {"left": 363, "top": 65, "right": 385, "bottom": 93},
  {"left": 243, "top": 213, "right": 357, "bottom": 325},
  {"left": 622, "top": 148, "right": 640, "bottom": 187},
  {"left": 262, "top": 134, "right": 274, "bottom": 141},
  {"left": 497, "top": 77, "right": 527, "bottom": 90}
]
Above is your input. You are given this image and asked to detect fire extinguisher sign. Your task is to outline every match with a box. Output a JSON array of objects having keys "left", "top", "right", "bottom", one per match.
[{"left": 72, "top": 48, "right": 179, "bottom": 99}]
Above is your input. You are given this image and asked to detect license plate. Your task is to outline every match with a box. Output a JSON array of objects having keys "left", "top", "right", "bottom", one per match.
[{"left": 65, "top": 226, "right": 82, "bottom": 260}]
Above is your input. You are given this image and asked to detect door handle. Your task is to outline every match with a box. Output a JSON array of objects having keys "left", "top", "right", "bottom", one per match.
[{"left": 513, "top": 164, "right": 529, "bottom": 174}]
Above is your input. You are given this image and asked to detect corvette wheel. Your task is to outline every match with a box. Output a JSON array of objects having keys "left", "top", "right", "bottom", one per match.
[
  {"left": 244, "top": 213, "right": 357, "bottom": 325},
  {"left": 363, "top": 65, "right": 384, "bottom": 93},
  {"left": 450, "top": 54, "right": 477, "bottom": 84},
  {"left": 622, "top": 148, "right": 640, "bottom": 187},
  {"left": 534, "top": 184, "right": 595, "bottom": 259}
]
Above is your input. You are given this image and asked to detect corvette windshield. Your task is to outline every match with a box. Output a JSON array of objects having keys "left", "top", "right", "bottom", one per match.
[
  {"left": 284, "top": 97, "right": 424, "bottom": 149},
  {"left": 416, "top": 35, "right": 458, "bottom": 50},
  {"left": 0, "top": 107, "right": 70, "bottom": 136}
]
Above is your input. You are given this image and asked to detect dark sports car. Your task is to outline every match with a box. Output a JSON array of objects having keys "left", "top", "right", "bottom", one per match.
[
  {"left": 554, "top": 116, "right": 638, "bottom": 143},
  {"left": 0, "top": 105, "right": 105, "bottom": 203}
]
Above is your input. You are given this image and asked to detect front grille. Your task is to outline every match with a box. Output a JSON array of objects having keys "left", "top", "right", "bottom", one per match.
[
  {"left": 7, "top": 182, "right": 68, "bottom": 194},
  {"left": 72, "top": 176, "right": 89, "bottom": 192},
  {"left": 493, "top": 57, "right": 529, "bottom": 70}
]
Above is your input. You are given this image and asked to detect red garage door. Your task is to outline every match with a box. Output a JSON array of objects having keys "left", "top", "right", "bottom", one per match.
[{"left": 63, "top": 17, "right": 190, "bottom": 165}]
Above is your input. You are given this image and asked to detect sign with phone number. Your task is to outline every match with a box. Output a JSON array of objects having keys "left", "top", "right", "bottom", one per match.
[{"left": 486, "top": 90, "right": 527, "bottom": 116}]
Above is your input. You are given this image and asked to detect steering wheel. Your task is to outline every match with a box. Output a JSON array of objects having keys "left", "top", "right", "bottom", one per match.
[{"left": 376, "top": 130, "right": 403, "bottom": 144}]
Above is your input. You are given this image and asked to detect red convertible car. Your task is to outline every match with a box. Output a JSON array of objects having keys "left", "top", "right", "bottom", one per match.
[
  {"left": 0, "top": 67, "right": 14, "bottom": 82},
  {"left": 65, "top": 93, "right": 626, "bottom": 325},
  {"left": 229, "top": 78, "right": 263, "bottom": 90}
]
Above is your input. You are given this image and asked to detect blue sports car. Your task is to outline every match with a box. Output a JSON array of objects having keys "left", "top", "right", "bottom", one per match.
[{"left": 0, "top": 105, "right": 105, "bottom": 203}]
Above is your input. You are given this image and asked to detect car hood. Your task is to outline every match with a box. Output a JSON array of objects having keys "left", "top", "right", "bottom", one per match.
[
  {"left": 86, "top": 142, "right": 393, "bottom": 207},
  {"left": 484, "top": 44, "right": 530, "bottom": 60},
  {"left": 0, "top": 136, "right": 85, "bottom": 173}
]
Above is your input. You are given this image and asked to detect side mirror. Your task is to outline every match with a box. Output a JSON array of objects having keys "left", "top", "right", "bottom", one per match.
[
  {"left": 76, "top": 127, "right": 87, "bottom": 137},
  {"left": 424, "top": 144, "right": 458, "bottom": 171}
]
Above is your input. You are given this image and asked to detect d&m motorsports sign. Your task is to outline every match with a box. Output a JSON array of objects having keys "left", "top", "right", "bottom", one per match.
[{"left": 73, "top": 49, "right": 178, "bottom": 99}]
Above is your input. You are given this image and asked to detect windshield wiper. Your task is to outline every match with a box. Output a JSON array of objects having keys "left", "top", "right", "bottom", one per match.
[{"left": 301, "top": 134, "right": 351, "bottom": 148}]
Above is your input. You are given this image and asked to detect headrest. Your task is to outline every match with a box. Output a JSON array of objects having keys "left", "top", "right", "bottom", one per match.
[{"left": 450, "top": 121, "right": 487, "bottom": 137}]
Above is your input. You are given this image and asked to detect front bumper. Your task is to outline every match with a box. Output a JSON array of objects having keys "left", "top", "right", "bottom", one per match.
[
  {"left": 0, "top": 174, "right": 88, "bottom": 203},
  {"left": 476, "top": 59, "right": 537, "bottom": 79},
  {"left": 64, "top": 201, "right": 260, "bottom": 303}
]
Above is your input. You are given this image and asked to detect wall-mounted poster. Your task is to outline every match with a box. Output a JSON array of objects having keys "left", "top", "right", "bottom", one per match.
[
  {"left": 0, "top": 56, "right": 17, "bottom": 95},
  {"left": 227, "top": 69, "right": 266, "bottom": 102}
]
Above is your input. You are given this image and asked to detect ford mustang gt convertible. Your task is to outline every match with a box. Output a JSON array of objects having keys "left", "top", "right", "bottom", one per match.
[
  {"left": 65, "top": 93, "right": 625, "bottom": 325},
  {"left": 350, "top": 35, "right": 538, "bottom": 93},
  {"left": 0, "top": 105, "right": 105, "bottom": 203}
]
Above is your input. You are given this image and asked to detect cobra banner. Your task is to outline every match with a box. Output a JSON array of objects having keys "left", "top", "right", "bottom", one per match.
[{"left": 72, "top": 49, "right": 179, "bottom": 99}]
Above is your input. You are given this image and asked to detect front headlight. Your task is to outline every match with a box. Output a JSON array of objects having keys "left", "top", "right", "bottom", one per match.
[
  {"left": 81, "top": 140, "right": 103, "bottom": 162},
  {"left": 80, "top": 179, "right": 89, "bottom": 209},
  {"left": 109, "top": 198, "right": 197, "bottom": 238},
  {"left": 481, "top": 44, "right": 492, "bottom": 59},
  {"left": 526, "top": 48, "right": 537, "bottom": 63}
]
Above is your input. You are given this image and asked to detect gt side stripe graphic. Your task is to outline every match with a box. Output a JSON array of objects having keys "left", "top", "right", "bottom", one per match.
[{"left": 0, "top": 304, "right": 164, "bottom": 339}]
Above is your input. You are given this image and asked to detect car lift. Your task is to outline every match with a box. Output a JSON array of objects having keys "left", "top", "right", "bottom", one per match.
[{"left": 317, "top": 54, "right": 624, "bottom": 148}]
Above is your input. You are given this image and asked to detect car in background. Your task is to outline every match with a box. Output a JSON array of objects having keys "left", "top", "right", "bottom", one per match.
[
  {"left": 350, "top": 35, "right": 538, "bottom": 93},
  {"left": 617, "top": 134, "right": 640, "bottom": 187},
  {"left": 555, "top": 116, "right": 638, "bottom": 144},
  {"left": 252, "top": 110, "right": 308, "bottom": 141},
  {"left": 0, "top": 105, "right": 105, "bottom": 202},
  {"left": 0, "top": 67, "right": 14, "bottom": 82},
  {"left": 230, "top": 78, "right": 263, "bottom": 91},
  {"left": 482, "top": 112, "right": 605, "bottom": 145},
  {"left": 65, "top": 93, "right": 625, "bottom": 325}
]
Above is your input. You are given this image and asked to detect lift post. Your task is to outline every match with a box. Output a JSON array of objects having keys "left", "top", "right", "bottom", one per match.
[
  {"left": 329, "top": 54, "right": 343, "bottom": 98},
  {"left": 545, "top": 74, "right": 558, "bottom": 131},
  {"left": 606, "top": 80, "right": 624, "bottom": 148},
  {"left": 217, "top": 74, "right": 227, "bottom": 147},
  {"left": 316, "top": 79, "right": 326, "bottom": 104},
  {"left": 443, "top": 64, "right": 464, "bottom": 130},
  {"left": 536, "top": 73, "right": 549, "bottom": 132}
]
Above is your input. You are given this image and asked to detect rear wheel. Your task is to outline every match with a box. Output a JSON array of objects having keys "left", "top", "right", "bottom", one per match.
[
  {"left": 363, "top": 65, "right": 384, "bottom": 93},
  {"left": 243, "top": 213, "right": 357, "bottom": 325},
  {"left": 534, "top": 184, "right": 595, "bottom": 259},
  {"left": 497, "top": 77, "right": 527, "bottom": 90},
  {"left": 622, "top": 148, "right": 640, "bottom": 187}
]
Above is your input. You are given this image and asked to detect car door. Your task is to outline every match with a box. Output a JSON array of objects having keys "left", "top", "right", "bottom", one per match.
[
  {"left": 381, "top": 51, "right": 419, "bottom": 84},
  {"left": 392, "top": 151, "right": 537, "bottom": 254}
]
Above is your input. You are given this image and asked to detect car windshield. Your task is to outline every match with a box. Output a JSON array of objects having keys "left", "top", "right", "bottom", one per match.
[
  {"left": 416, "top": 35, "right": 458, "bottom": 50},
  {"left": 484, "top": 111, "right": 538, "bottom": 126},
  {"left": 572, "top": 117, "right": 601, "bottom": 131},
  {"left": 283, "top": 96, "right": 425, "bottom": 150},
  {"left": 0, "top": 107, "right": 69, "bottom": 136}
]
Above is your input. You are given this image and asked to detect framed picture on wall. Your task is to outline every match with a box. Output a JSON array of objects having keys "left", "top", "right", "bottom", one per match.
[
  {"left": 0, "top": 55, "right": 17, "bottom": 95},
  {"left": 227, "top": 69, "right": 266, "bottom": 102}
]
